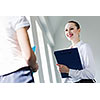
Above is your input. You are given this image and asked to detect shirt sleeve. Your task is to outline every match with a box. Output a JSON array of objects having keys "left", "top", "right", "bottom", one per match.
[
  {"left": 12, "top": 16, "right": 30, "bottom": 31},
  {"left": 69, "top": 44, "right": 95, "bottom": 80}
]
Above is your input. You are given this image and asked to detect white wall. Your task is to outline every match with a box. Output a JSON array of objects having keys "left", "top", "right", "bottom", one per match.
[
  {"left": 53, "top": 16, "right": 100, "bottom": 82},
  {"left": 30, "top": 16, "right": 61, "bottom": 83}
]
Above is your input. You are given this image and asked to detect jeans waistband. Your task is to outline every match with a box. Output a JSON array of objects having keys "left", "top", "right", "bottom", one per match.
[{"left": 2, "top": 66, "right": 31, "bottom": 77}]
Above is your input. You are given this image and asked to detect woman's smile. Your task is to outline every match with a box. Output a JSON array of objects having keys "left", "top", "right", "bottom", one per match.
[{"left": 66, "top": 33, "right": 73, "bottom": 38}]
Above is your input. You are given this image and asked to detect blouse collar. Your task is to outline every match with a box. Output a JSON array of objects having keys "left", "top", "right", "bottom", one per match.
[{"left": 73, "top": 40, "right": 84, "bottom": 48}]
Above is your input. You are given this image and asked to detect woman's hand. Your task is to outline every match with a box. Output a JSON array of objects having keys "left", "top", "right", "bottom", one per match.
[{"left": 56, "top": 64, "right": 69, "bottom": 73}]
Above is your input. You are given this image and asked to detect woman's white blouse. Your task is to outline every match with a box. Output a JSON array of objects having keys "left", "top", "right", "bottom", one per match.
[{"left": 64, "top": 40, "right": 95, "bottom": 83}]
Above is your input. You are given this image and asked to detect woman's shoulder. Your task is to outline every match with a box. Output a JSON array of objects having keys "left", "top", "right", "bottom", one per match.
[{"left": 80, "top": 41, "right": 92, "bottom": 51}]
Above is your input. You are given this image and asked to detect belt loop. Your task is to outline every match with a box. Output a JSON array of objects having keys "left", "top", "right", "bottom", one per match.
[{"left": 93, "top": 79, "right": 96, "bottom": 83}]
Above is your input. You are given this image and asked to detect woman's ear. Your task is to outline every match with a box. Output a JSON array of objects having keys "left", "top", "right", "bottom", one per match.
[
  {"left": 78, "top": 29, "right": 81, "bottom": 37},
  {"left": 78, "top": 28, "right": 81, "bottom": 33}
]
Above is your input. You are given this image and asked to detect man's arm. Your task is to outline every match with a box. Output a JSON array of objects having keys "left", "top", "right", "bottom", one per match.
[{"left": 16, "top": 27, "right": 38, "bottom": 72}]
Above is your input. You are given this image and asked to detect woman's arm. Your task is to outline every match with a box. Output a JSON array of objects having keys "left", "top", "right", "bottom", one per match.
[
  {"left": 16, "top": 27, "right": 38, "bottom": 72},
  {"left": 69, "top": 44, "right": 95, "bottom": 79},
  {"left": 57, "top": 44, "right": 95, "bottom": 79}
]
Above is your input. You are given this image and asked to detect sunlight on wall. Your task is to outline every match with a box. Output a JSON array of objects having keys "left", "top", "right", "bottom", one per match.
[
  {"left": 35, "top": 21, "right": 50, "bottom": 83},
  {"left": 47, "top": 43, "right": 57, "bottom": 82}
]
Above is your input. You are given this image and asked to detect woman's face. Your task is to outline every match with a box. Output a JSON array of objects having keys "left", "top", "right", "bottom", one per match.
[{"left": 64, "top": 23, "right": 80, "bottom": 42}]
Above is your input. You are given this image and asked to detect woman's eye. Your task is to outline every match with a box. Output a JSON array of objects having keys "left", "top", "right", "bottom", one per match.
[
  {"left": 65, "top": 29, "right": 68, "bottom": 31},
  {"left": 70, "top": 28, "right": 74, "bottom": 30},
  {"left": 65, "top": 29, "right": 68, "bottom": 32}
]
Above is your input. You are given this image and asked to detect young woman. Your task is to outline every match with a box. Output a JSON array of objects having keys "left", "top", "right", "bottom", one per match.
[
  {"left": 57, "top": 21, "right": 96, "bottom": 83},
  {"left": 0, "top": 16, "right": 38, "bottom": 83}
]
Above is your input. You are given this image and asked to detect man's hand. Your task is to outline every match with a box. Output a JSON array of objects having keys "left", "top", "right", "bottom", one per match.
[{"left": 30, "top": 63, "right": 39, "bottom": 72}]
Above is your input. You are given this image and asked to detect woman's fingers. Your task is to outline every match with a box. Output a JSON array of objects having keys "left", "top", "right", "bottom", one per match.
[{"left": 56, "top": 64, "right": 69, "bottom": 73}]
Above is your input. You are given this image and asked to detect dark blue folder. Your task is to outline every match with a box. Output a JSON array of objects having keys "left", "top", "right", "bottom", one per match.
[{"left": 54, "top": 48, "right": 83, "bottom": 78}]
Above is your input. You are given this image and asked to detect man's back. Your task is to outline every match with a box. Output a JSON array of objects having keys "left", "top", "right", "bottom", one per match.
[{"left": 0, "top": 16, "right": 29, "bottom": 75}]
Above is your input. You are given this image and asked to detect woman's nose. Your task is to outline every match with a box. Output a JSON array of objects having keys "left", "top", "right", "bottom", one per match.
[{"left": 67, "top": 30, "right": 71, "bottom": 34}]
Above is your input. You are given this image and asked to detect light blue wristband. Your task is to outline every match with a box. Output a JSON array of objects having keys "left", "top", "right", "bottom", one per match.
[{"left": 32, "top": 46, "right": 36, "bottom": 52}]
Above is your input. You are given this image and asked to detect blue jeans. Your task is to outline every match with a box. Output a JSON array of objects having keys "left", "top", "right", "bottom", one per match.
[{"left": 0, "top": 67, "right": 34, "bottom": 83}]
